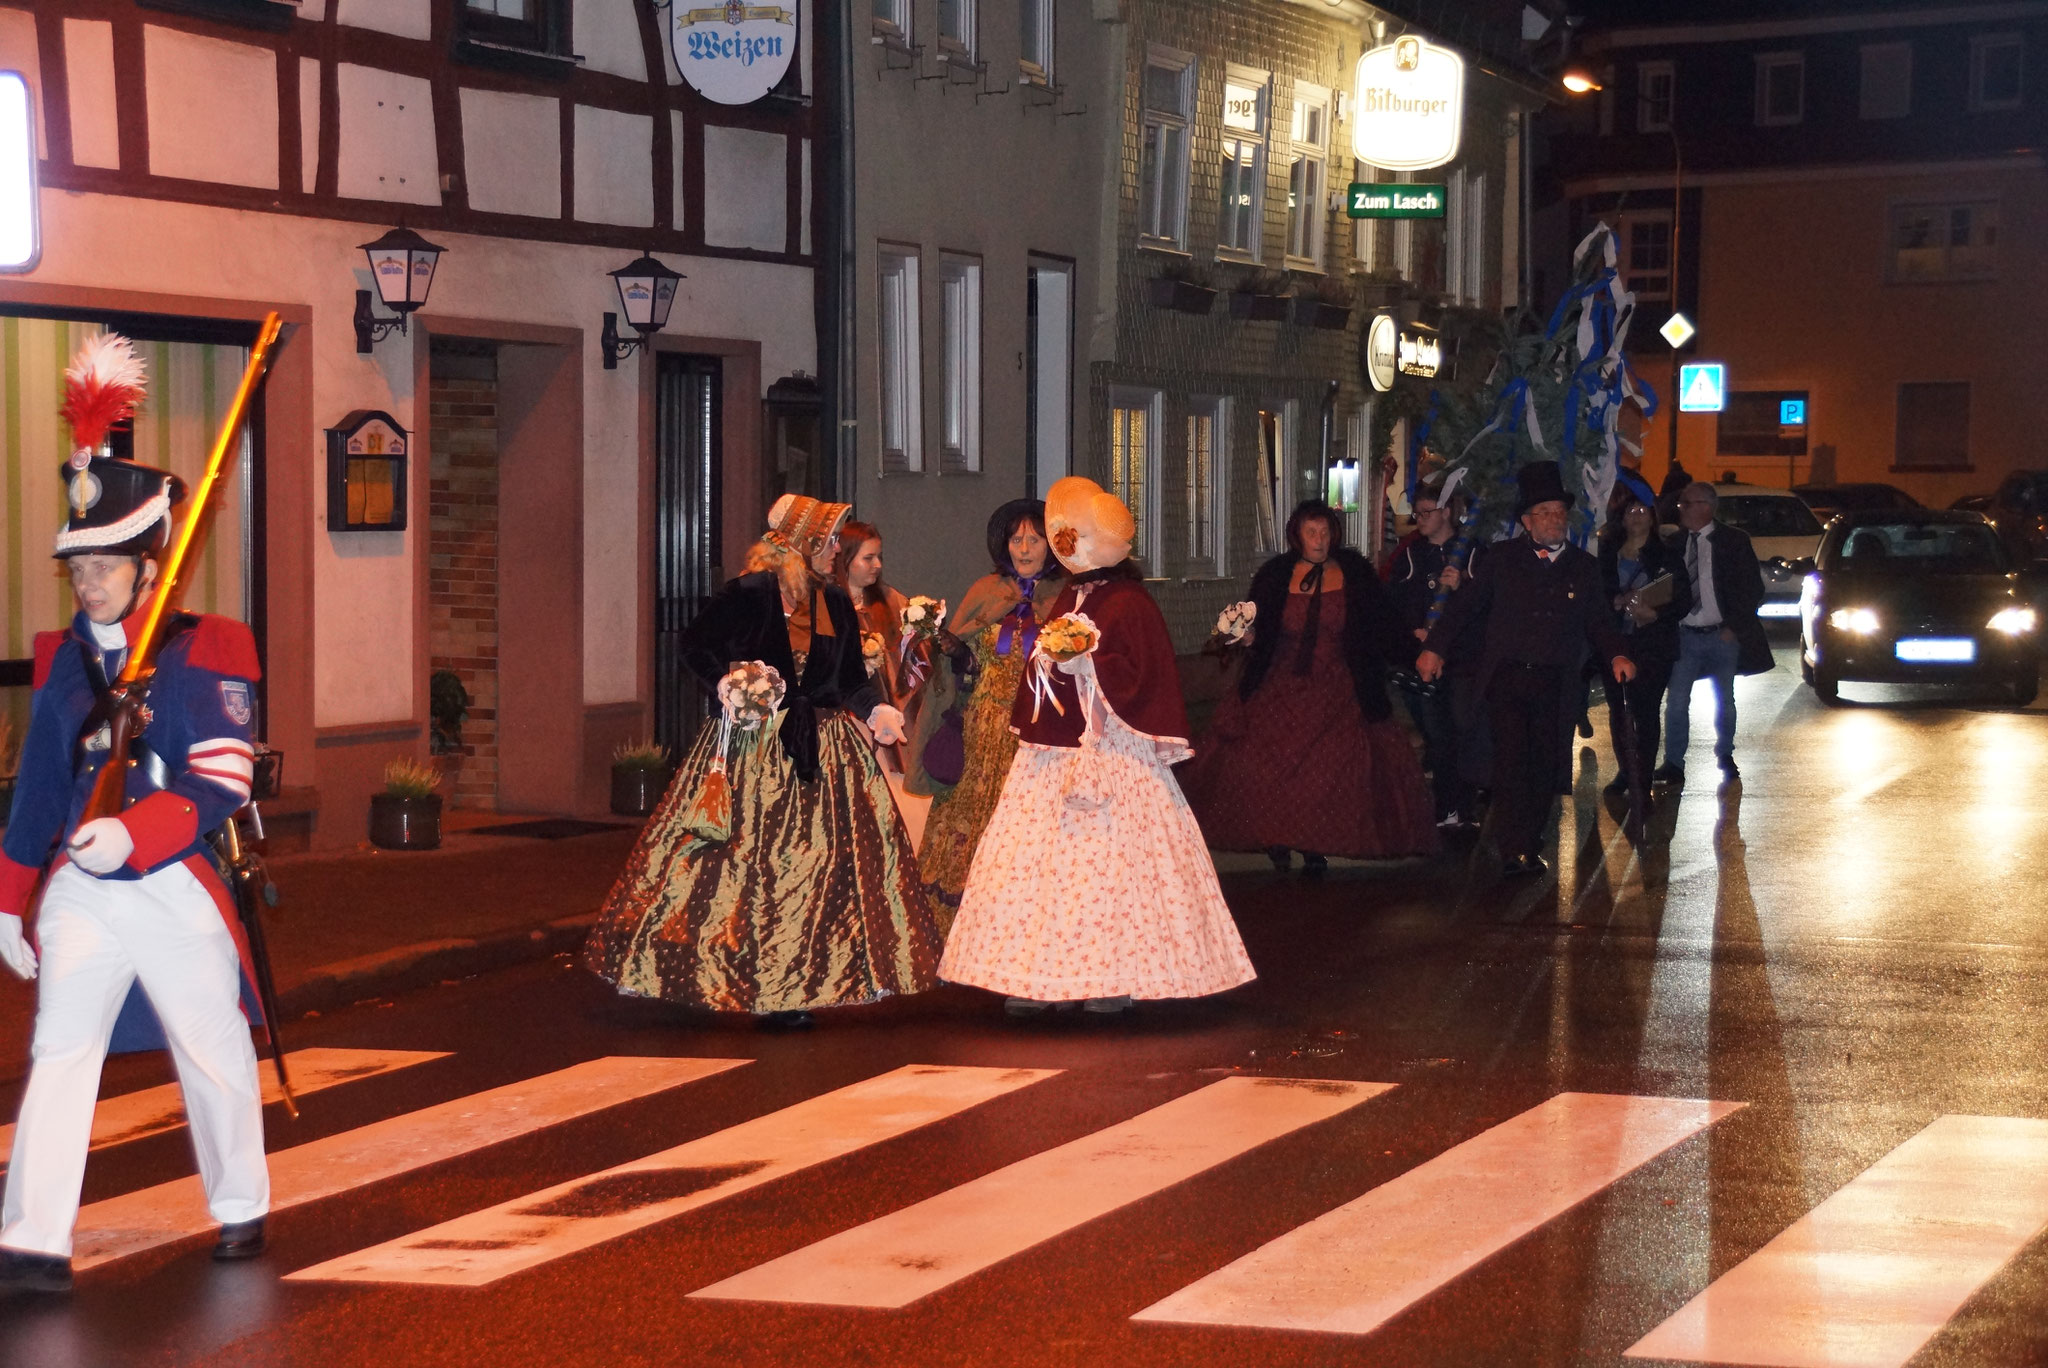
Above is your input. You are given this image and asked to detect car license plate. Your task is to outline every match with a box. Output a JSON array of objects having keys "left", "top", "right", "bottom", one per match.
[{"left": 1895, "top": 638, "right": 1976, "bottom": 663}]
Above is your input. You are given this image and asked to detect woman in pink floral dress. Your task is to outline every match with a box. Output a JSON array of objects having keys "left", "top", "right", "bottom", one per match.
[{"left": 938, "top": 478, "right": 1255, "bottom": 1017}]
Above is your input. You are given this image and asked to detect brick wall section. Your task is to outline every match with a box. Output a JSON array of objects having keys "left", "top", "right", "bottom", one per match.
[
  {"left": 1095, "top": 0, "right": 1518, "bottom": 649},
  {"left": 428, "top": 368, "right": 500, "bottom": 809}
]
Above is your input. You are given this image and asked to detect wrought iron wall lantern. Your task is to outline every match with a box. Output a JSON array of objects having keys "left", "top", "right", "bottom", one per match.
[
  {"left": 354, "top": 227, "right": 446, "bottom": 353},
  {"left": 601, "top": 251, "right": 685, "bottom": 369}
]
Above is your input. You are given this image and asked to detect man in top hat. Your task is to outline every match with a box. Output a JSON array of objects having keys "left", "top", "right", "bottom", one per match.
[
  {"left": 1417, "top": 461, "right": 1635, "bottom": 877},
  {"left": 0, "top": 335, "right": 270, "bottom": 1294}
]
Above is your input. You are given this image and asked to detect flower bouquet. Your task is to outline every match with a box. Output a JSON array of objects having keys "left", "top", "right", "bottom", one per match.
[
  {"left": 899, "top": 594, "right": 948, "bottom": 642},
  {"left": 860, "top": 631, "right": 886, "bottom": 679},
  {"left": 716, "top": 661, "right": 785, "bottom": 730},
  {"left": 1205, "top": 600, "right": 1256, "bottom": 656},
  {"left": 1037, "top": 612, "right": 1100, "bottom": 663}
]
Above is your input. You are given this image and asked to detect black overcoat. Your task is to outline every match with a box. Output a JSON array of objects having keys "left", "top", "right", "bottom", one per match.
[
  {"left": 1676, "top": 523, "right": 1775, "bottom": 676},
  {"left": 1597, "top": 533, "right": 1692, "bottom": 671},
  {"left": 1239, "top": 547, "right": 1411, "bottom": 723},
  {"left": 680, "top": 570, "right": 880, "bottom": 781}
]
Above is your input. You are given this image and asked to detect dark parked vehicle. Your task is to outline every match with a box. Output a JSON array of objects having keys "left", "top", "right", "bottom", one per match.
[
  {"left": 1793, "top": 483, "right": 1921, "bottom": 521},
  {"left": 1798, "top": 511, "right": 2039, "bottom": 705},
  {"left": 1983, "top": 470, "right": 2048, "bottom": 565},
  {"left": 1951, "top": 492, "right": 1992, "bottom": 513}
]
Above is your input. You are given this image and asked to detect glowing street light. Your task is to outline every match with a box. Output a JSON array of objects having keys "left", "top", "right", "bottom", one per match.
[{"left": 1561, "top": 69, "right": 1603, "bottom": 94}]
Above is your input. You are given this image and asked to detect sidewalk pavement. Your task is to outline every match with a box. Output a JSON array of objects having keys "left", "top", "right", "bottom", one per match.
[{"left": 0, "top": 818, "right": 643, "bottom": 1086}]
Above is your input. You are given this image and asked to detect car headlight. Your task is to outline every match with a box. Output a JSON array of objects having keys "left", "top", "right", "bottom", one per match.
[
  {"left": 1988, "top": 606, "right": 2038, "bottom": 635},
  {"left": 1829, "top": 608, "right": 1880, "bottom": 633}
]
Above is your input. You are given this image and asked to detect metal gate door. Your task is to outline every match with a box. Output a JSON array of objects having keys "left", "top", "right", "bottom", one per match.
[{"left": 653, "top": 353, "right": 723, "bottom": 759}]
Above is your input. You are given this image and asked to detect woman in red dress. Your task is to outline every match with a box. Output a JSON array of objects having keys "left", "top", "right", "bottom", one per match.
[{"left": 1182, "top": 500, "right": 1437, "bottom": 872}]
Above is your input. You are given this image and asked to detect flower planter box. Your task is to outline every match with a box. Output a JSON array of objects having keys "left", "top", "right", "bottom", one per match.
[
  {"left": 1291, "top": 298, "right": 1353, "bottom": 330},
  {"left": 610, "top": 765, "right": 674, "bottom": 817},
  {"left": 1228, "top": 291, "right": 1290, "bottom": 322},
  {"left": 369, "top": 793, "right": 442, "bottom": 850},
  {"left": 1145, "top": 277, "right": 1218, "bottom": 315},
  {"left": 1357, "top": 282, "right": 1406, "bottom": 309}
]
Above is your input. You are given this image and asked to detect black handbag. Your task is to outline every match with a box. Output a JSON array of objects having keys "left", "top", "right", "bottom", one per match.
[{"left": 922, "top": 705, "right": 967, "bottom": 786}]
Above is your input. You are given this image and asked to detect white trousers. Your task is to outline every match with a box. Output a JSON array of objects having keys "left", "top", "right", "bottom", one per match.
[{"left": 1, "top": 861, "right": 269, "bottom": 1258}]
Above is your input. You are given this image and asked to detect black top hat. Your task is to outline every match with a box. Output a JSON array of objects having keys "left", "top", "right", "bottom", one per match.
[
  {"left": 53, "top": 455, "right": 186, "bottom": 559},
  {"left": 1515, "top": 460, "right": 1576, "bottom": 515}
]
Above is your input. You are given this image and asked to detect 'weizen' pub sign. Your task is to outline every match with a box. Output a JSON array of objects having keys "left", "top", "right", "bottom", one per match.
[{"left": 1348, "top": 183, "right": 1447, "bottom": 219}]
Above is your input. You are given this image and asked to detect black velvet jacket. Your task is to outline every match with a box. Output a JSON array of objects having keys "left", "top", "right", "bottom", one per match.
[
  {"left": 1239, "top": 546, "right": 1410, "bottom": 722},
  {"left": 679, "top": 570, "right": 880, "bottom": 781}
]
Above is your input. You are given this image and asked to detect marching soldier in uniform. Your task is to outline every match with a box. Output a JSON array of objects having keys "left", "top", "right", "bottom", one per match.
[{"left": 0, "top": 335, "right": 270, "bottom": 1294}]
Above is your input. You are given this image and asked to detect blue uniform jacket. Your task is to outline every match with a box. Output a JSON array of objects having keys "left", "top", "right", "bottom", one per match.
[{"left": 1, "top": 610, "right": 264, "bottom": 1050}]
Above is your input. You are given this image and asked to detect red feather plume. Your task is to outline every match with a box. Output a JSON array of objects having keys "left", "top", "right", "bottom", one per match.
[{"left": 59, "top": 333, "right": 148, "bottom": 455}]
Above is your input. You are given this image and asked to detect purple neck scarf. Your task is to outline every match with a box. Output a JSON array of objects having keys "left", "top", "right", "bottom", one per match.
[{"left": 996, "top": 572, "right": 1046, "bottom": 657}]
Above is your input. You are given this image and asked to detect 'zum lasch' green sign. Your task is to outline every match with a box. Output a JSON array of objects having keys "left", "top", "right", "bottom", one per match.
[{"left": 1347, "top": 183, "right": 1446, "bottom": 219}]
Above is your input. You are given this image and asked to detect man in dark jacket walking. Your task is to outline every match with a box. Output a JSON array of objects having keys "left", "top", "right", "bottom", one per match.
[
  {"left": 1656, "top": 481, "right": 1771, "bottom": 785},
  {"left": 1386, "top": 487, "right": 1478, "bottom": 828},
  {"left": 1417, "top": 462, "right": 1634, "bottom": 877}
]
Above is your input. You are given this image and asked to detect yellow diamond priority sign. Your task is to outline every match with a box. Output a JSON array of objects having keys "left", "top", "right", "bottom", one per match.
[{"left": 1659, "top": 312, "right": 1696, "bottom": 349}]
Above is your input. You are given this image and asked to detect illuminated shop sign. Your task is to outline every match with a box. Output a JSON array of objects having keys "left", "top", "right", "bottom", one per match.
[
  {"left": 0, "top": 71, "right": 37, "bottom": 274},
  {"left": 1397, "top": 323, "right": 1442, "bottom": 379},
  {"left": 1353, "top": 35, "right": 1465, "bottom": 171},
  {"left": 1366, "top": 314, "right": 1398, "bottom": 391},
  {"left": 1348, "top": 182, "right": 1446, "bottom": 219},
  {"left": 671, "top": 0, "right": 797, "bottom": 105}
]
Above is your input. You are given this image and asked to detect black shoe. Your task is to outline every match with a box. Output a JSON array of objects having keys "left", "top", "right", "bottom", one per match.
[
  {"left": 1266, "top": 846, "right": 1292, "bottom": 872},
  {"left": 1301, "top": 852, "right": 1328, "bottom": 876},
  {"left": 0, "top": 1248, "right": 73, "bottom": 1293},
  {"left": 1651, "top": 764, "right": 1685, "bottom": 787},
  {"left": 213, "top": 1219, "right": 267, "bottom": 1262},
  {"left": 758, "top": 1010, "right": 816, "bottom": 1032},
  {"left": 1718, "top": 755, "right": 1740, "bottom": 779},
  {"left": 1500, "top": 854, "right": 1548, "bottom": 878}
]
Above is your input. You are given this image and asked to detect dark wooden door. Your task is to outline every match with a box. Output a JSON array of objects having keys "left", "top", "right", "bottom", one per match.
[{"left": 653, "top": 353, "right": 723, "bottom": 760}]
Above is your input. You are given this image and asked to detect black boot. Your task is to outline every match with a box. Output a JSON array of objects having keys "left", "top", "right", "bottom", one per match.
[
  {"left": 214, "top": 1218, "right": 268, "bottom": 1262},
  {"left": 0, "top": 1248, "right": 73, "bottom": 1293}
]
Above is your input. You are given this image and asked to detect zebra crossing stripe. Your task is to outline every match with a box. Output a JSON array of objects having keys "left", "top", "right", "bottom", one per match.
[
  {"left": 0, "top": 1048, "right": 449, "bottom": 1169},
  {"left": 71, "top": 1055, "right": 745, "bottom": 1272},
  {"left": 1626, "top": 1114, "right": 2048, "bottom": 1368},
  {"left": 691, "top": 1075, "right": 1393, "bottom": 1309},
  {"left": 288, "top": 1064, "right": 1061, "bottom": 1288},
  {"left": 1134, "top": 1092, "right": 1744, "bottom": 1336}
]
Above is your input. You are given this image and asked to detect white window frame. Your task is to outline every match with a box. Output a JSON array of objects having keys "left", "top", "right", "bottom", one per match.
[
  {"left": 1284, "top": 82, "right": 1331, "bottom": 269},
  {"left": 1027, "top": 254, "right": 1073, "bottom": 499},
  {"left": 876, "top": 245, "right": 923, "bottom": 474},
  {"left": 937, "top": 0, "right": 975, "bottom": 62},
  {"left": 1391, "top": 170, "right": 1415, "bottom": 279},
  {"left": 1217, "top": 64, "right": 1271, "bottom": 261},
  {"left": 871, "top": 0, "right": 909, "bottom": 42},
  {"left": 1255, "top": 401, "right": 1294, "bottom": 556},
  {"left": 1637, "top": 60, "right": 1674, "bottom": 133},
  {"left": 1352, "top": 160, "right": 1379, "bottom": 270},
  {"left": 1109, "top": 387, "right": 1163, "bottom": 567},
  {"left": 939, "top": 253, "right": 982, "bottom": 474},
  {"left": 1755, "top": 51, "right": 1805, "bottom": 126},
  {"left": 1461, "top": 171, "right": 1486, "bottom": 306},
  {"left": 1019, "top": 0, "right": 1054, "bottom": 86},
  {"left": 1970, "top": 33, "right": 2024, "bottom": 112},
  {"left": 1186, "top": 397, "right": 1228, "bottom": 577},
  {"left": 1860, "top": 41, "right": 1913, "bottom": 120},
  {"left": 1619, "top": 210, "right": 1674, "bottom": 305},
  {"left": 1138, "top": 46, "right": 1196, "bottom": 251}
]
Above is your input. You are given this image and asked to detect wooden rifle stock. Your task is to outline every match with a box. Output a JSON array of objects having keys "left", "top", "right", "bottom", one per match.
[{"left": 78, "top": 313, "right": 286, "bottom": 827}]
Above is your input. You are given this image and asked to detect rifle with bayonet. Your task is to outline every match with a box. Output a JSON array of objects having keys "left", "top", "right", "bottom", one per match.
[{"left": 75, "top": 312, "right": 299, "bottom": 1117}]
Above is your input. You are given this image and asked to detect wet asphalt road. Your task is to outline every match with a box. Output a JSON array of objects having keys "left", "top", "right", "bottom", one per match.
[{"left": 5, "top": 647, "right": 2048, "bottom": 1368}]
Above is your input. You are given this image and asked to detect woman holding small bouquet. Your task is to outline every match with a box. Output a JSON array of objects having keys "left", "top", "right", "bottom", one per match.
[
  {"left": 905, "top": 499, "right": 1067, "bottom": 927},
  {"left": 1181, "top": 499, "right": 1437, "bottom": 871},
  {"left": 836, "top": 520, "right": 940, "bottom": 841},
  {"left": 939, "top": 478, "right": 1254, "bottom": 1017},
  {"left": 584, "top": 496, "right": 941, "bottom": 1027}
]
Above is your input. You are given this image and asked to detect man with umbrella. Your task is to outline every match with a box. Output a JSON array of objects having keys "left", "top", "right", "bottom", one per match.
[{"left": 1416, "top": 461, "right": 1635, "bottom": 877}]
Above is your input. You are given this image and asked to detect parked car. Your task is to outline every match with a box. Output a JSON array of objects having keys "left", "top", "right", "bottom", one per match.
[
  {"left": 1983, "top": 470, "right": 2048, "bottom": 565},
  {"left": 1950, "top": 492, "right": 1992, "bottom": 513},
  {"left": 1793, "top": 483, "right": 1922, "bottom": 521},
  {"left": 1798, "top": 510, "right": 2039, "bottom": 705},
  {"left": 1690, "top": 484, "right": 1826, "bottom": 621}
]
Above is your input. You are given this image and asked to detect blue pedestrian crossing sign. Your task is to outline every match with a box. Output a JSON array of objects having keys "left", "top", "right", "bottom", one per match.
[{"left": 1678, "top": 363, "right": 1726, "bottom": 413}]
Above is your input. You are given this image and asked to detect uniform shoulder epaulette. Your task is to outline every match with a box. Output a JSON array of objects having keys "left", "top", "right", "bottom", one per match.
[
  {"left": 169, "top": 614, "right": 263, "bottom": 682},
  {"left": 30, "top": 630, "right": 71, "bottom": 690}
]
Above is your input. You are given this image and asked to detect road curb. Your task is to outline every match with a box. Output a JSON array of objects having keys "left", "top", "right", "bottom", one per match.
[{"left": 276, "top": 913, "right": 597, "bottom": 1018}]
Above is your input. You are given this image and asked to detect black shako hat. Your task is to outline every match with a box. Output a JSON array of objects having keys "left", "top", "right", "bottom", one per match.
[
  {"left": 53, "top": 456, "right": 186, "bottom": 559},
  {"left": 1515, "top": 460, "right": 1576, "bottom": 515}
]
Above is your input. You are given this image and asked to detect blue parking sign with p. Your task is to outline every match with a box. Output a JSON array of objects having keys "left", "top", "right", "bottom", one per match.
[
  {"left": 1780, "top": 397, "right": 1807, "bottom": 427},
  {"left": 1678, "top": 363, "right": 1726, "bottom": 413}
]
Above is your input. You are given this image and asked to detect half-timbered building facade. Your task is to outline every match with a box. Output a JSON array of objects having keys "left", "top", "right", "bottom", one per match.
[{"left": 1, "top": 0, "right": 820, "bottom": 845}]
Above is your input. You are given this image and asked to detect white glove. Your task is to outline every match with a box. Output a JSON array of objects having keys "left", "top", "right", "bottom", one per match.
[
  {"left": 0, "top": 913, "right": 36, "bottom": 980},
  {"left": 70, "top": 816, "right": 135, "bottom": 875},
  {"left": 867, "top": 705, "right": 907, "bottom": 746},
  {"left": 1055, "top": 651, "right": 1096, "bottom": 678}
]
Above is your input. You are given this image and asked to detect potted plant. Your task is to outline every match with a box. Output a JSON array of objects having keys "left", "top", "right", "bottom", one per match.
[
  {"left": 1144, "top": 258, "right": 1219, "bottom": 315},
  {"left": 429, "top": 669, "right": 472, "bottom": 792},
  {"left": 1292, "top": 275, "right": 1355, "bottom": 330},
  {"left": 610, "top": 739, "right": 673, "bottom": 817},
  {"left": 369, "top": 756, "right": 443, "bottom": 851},
  {"left": 1228, "top": 266, "right": 1291, "bottom": 321},
  {"left": 1355, "top": 265, "right": 1410, "bottom": 310}
]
